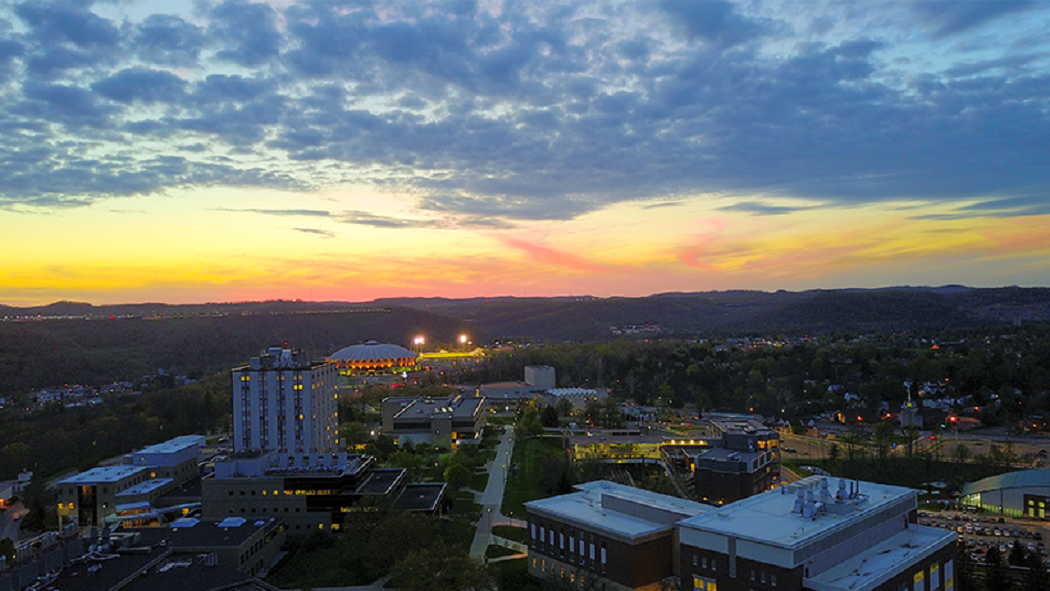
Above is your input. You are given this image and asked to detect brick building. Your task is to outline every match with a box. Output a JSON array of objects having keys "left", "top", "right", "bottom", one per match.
[
  {"left": 678, "top": 477, "right": 955, "bottom": 591},
  {"left": 692, "top": 427, "right": 780, "bottom": 506},
  {"left": 526, "top": 481, "right": 710, "bottom": 591},
  {"left": 528, "top": 477, "right": 955, "bottom": 591}
]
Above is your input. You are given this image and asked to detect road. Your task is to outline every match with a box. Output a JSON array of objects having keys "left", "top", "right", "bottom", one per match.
[
  {"left": 469, "top": 429, "right": 522, "bottom": 561},
  {"left": 0, "top": 501, "right": 27, "bottom": 542}
]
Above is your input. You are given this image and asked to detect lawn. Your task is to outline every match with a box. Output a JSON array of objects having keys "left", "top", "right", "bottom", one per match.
[
  {"left": 265, "top": 539, "right": 350, "bottom": 589},
  {"left": 492, "top": 525, "right": 528, "bottom": 543},
  {"left": 501, "top": 436, "right": 567, "bottom": 518},
  {"left": 489, "top": 557, "right": 542, "bottom": 591},
  {"left": 486, "top": 544, "right": 521, "bottom": 559},
  {"left": 470, "top": 470, "right": 490, "bottom": 491}
]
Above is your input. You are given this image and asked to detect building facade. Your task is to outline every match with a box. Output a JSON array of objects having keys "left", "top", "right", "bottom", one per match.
[
  {"left": 56, "top": 435, "right": 204, "bottom": 527},
  {"left": 201, "top": 451, "right": 447, "bottom": 534},
  {"left": 959, "top": 469, "right": 1050, "bottom": 518},
  {"left": 381, "top": 394, "right": 486, "bottom": 447},
  {"left": 693, "top": 428, "right": 780, "bottom": 505},
  {"left": 526, "top": 481, "right": 710, "bottom": 591},
  {"left": 678, "top": 477, "right": 955, "bottom": 591},
  {"left": 527, "top": 477, "right": 955, "bottom": 591},
  {"left": 232, "top": 345, "right": 338, "bottom": 454}
]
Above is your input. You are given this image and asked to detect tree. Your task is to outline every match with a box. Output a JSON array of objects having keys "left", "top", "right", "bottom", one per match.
[
  {"left": 516, "top": 409, "right": 543, "bottom": 438},
  {"left": 444, "top": 462, "right": 471, "bottom": 490},
  {"left": 0, "top": 537, "right": 15, "bottom": 565},
  {"left": 555, "top": 397, "right": 575, "bottom": 418},
  {"left": 1010, "top": 539, "right": 1028, "bottom": 566},
  {"left": 390, "top": 542, "right": 495, "bottom": 591},
  {"left": 339, "top": 421, "right": 368, "bottom": 447},
  {"left": 601, "top": 397, "right": 623, "bottom": 427},
  {"left": 872, "top": 420, "right": 896, "bottom": 460},
  {"left": 956, "top": 542, "right": 975, "bottom": 591},
  {"left": 1024, "top": 551, "right": 1048, "bottom": 591},
  {"left": 953, "top": 443, "right": 971, "bottom": 464},
  {"left": 541, "top": 404, "right": 560, "bottom": 428},
  {"left": 985, "top": 546, "right": 1011, "bottom": 591}
]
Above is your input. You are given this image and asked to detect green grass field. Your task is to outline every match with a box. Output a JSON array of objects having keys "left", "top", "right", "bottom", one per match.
[{"left": 492, "top": 525, "right": 528, "bottom": 543}]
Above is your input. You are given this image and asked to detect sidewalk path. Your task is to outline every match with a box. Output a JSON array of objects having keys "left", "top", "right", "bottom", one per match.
[{"left": 469, "top": 430, "right": 520, "bottom": 561}]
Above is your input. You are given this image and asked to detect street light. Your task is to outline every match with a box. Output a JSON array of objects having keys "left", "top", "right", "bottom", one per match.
[{"left": 459, "top": 334, "right": 468, "bottom": 345}]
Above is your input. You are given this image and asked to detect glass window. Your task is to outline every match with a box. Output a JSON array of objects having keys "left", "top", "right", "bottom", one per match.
[
  {"left": 931, "top": 563, "right": 940, "bottom": 591},
  {"left": 914, "top": 569, "right": 925, "bottom": 591}
]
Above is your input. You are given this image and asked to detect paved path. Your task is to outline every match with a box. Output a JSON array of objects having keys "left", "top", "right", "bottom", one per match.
[{"left": 469, "top": 430, "right": 520, "bottom": 561}]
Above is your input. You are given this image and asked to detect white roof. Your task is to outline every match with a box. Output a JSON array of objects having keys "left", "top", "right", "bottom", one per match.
[
  {"left": 806, "top": 525, "right": 955, "bottom": 591},
  {"left": 59, "top": 465, "right": 147, "bottom": 484},
  {"left": 136, "top": 435, "right": 204, "bottom": 456},
  {"left": 527, "top": 480, "right": 709, "bottom": 540},
  {"left": 115, "top": 478, "right": 173, "bottom": 497},
  {"left": 678, "top": 476, "right": 917, "bottom": 548}
]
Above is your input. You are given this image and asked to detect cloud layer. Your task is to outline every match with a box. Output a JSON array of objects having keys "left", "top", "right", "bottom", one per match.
[{"left": 0, "top": 0, "right": 1047, "bottom": 222}]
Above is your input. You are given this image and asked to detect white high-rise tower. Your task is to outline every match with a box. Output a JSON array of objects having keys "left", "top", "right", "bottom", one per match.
[{"left": 231, "top": 345, "right": 338, "bottom": 454}]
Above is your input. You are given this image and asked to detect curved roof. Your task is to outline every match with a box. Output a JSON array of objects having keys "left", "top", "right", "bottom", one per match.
[
  {"left": 961, "top": 469, "right": 1050, "bottom": 496},
  {"left": 328, "top": 340, "right": 417, "bottom": 362}
]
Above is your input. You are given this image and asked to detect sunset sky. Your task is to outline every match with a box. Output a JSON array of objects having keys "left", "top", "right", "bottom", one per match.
[{"left": 1, "top": 0, "right": 1048, "bottom": 306}]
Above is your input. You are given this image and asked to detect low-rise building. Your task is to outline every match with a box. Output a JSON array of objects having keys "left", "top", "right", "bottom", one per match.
[
  {"left": 381, "top": 394, "right": 485, "bottom": 448},
  {"left": 526, "top": 481, "right": 710, "bottom": 591},
  {"left": 14, "top": 518, "right": 285, "bottom": 591},
  {"left": 201, "top": 450, "right": 446, "bottom": 534},
  {"left": 56, "top": 436, "right": 204, "bottom": 527},
  {"left": 678, "top": 477, "right": 955, "bottom": 591},
  {"left": 693, "top": 425, "right": 780, "bottom": 505},
  {"left": 529, "top": 477, "right": 956, "bottom": 591}
]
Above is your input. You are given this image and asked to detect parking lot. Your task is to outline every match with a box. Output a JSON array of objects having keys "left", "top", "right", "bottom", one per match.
[{"left": 918, "top": 510, "right": 1049, "bottom": 564}]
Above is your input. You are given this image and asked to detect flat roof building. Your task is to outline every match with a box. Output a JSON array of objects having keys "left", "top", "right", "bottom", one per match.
[
  {"left": 201, "top": 451, "right": 447, "bottom": 534},
  {"left": 382, "top": 394, "right": 485, "bottom": 448},
  {"left": 527, "top": 476, "right": 955, "bottom": 591},
  {"left": 232, "top": 345, "right": 338, "bottom": 454},
  {"left": 959, "top": 468, "right": 1050, "bottom": 518},
  {"left": 56, "top": 436, "right": 204, "bottom": 528},
  {"left": 678, "top": 476, "right": 955, "bottom": 591},
  {"left": 526, "top": 481, "right": 710, "bottom": 591},
  {"left": 693, "top": 426, "right": 780, "bottom": 505}
]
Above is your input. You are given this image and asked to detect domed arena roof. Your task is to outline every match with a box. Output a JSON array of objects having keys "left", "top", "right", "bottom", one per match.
[{"left": 328, "top": 340, "right": 418, "bottom": 365}]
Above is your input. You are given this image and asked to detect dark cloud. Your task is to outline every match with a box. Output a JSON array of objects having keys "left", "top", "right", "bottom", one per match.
[
  {"left": 216, "top": 208, "right": 332, "bottom": 217},
  {"left": 209, "top": 0, "right": 282, "bottom": 67},
  {"left": 133, "top": 14, "right": 206, "bottom": 67},
  {"left": 718, "top": 202, "right": 808, "bottom": 216},
  {"left": 0, "top": 0, "right": 1047, "bottom": 223},
  {"left": 293, "top": 227, "right": 336, "bottom": 237},
  {"left": 336, "top": 211, "right": 441, "bottom": 229},
  {"left": 944, "top": 54, "right": 1038, "bottom": 78},
  {"left": 24, "top": 45, "right": 108, "bottom": 76},
  {"left": 657, "top": 0, "right": 771, "bottom": 49},
  {"left": 912, "top": 1, "right": 1034, "bottom": 38},
  {"left": 91, "top": 68, "right": 187, "bottom": 104},
  {"left": 14, "top": 1, "right": 120, "bottom": 49},
  {"left": 19, "top": 81, "right": 116, "bottom": 127},
  {"left": 0, "top": 38, "right": 23, "bottom": 82}
]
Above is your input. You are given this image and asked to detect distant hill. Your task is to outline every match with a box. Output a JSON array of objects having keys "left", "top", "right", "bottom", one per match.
[
  {"left": 0, "top": 307, "right": 469, "bottom": 394},
  {"left": 2, "top": 287, "right": 1050, "bottom": 392}
]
